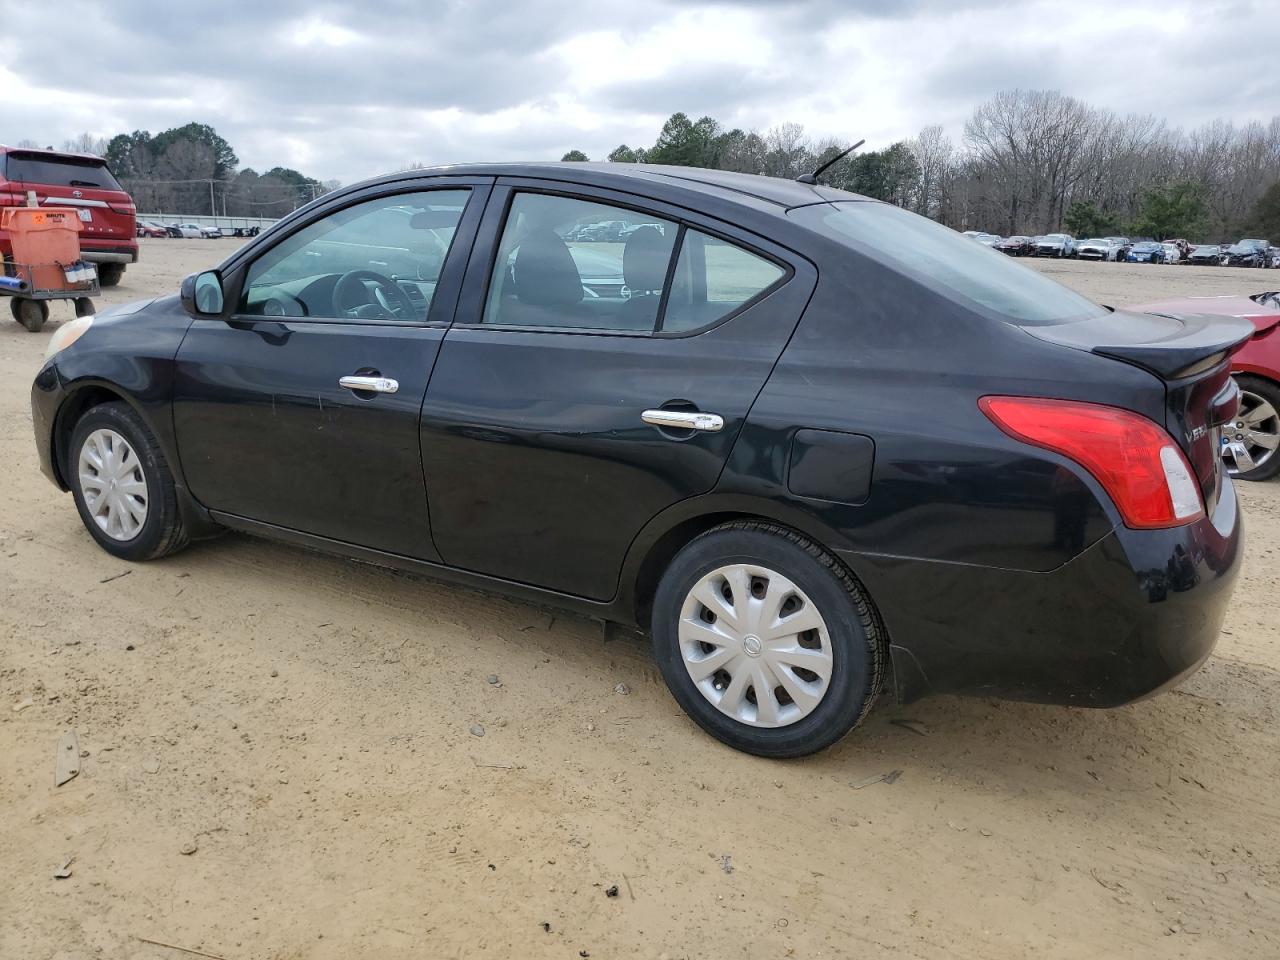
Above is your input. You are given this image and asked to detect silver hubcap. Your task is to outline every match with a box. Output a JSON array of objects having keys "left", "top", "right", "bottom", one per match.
[
  {"left": 78, "top": 428, "right": 148, "bottom": 541},
  {"left": 1221, "top": 389, "right": 1279, "bottom": 475},
  {"left": 679, "top": 564, "right": 833, "bottom": 728}
]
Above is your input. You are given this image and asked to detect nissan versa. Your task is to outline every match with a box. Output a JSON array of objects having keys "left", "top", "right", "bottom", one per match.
[{"left": 31, "top": 163, "right": 1249, "bottom": 757}]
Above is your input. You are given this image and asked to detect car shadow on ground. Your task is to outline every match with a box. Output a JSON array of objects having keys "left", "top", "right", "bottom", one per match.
[{"left": 170, "top": 528, "right": 1277, "bottom": 807}]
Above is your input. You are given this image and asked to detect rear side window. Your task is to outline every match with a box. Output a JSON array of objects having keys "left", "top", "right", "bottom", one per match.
[
  {"left": 662, "top": 229, "right": 786, "bottom": 333},
  {"left": 4, "top": 154, "right": 123, "bottom": 191},
  {"left": 483, "top": 192, "right": 678, "bottom": 332},
  {"left": 791, "top": 201, "right": 1104, "bottom": 326}
]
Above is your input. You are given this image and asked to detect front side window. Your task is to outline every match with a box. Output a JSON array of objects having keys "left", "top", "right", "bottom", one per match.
[
  {"left": 483, "top": 193, "right": 677, "bottom": 332},
  {"left": 662, "top": 229, "right": 786, "bottom": 333},
  {"left": 238, "top": 189, "right": 470, "bottom": 321},
  {"left": 791, "top": 201, "right": 1105, "bottom": 327}
]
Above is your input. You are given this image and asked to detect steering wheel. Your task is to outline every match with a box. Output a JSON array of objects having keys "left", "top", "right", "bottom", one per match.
[{"left": 332, "top": 270, "right": 414, "bottom": 320}]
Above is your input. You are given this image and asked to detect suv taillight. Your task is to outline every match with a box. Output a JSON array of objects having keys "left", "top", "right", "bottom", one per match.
[
  {"left": 979, "top": 396, "right": 1203, "bottom": 529},
  {"left": 109, "top": 203, "right": 136, "bottom": 215}
]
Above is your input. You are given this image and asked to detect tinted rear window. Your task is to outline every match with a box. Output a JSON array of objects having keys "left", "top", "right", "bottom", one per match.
[
  {"left": 4, "top": 154, "right": 123, "bottom": 191},
  {"left": 790, "top": 201, "right": 1105, "bottom": 327}
]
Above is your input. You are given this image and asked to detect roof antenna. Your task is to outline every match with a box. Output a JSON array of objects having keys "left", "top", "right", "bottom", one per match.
[{"left": 796, "top": 139, "right": 865, "bottom": 185}]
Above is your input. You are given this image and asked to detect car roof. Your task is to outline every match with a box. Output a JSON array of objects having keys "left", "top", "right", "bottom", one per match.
[
  {"left": 0, "top": 144, "right": 105, "bottom": 162},
  {"left": 353, "top": 161, "right": 869, "bottom": 213}
]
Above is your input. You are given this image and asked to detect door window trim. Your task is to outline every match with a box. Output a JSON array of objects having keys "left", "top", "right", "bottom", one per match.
[
  {"left": 220, "top": 179, "right": 493, "bottom": 328},
  {"left": 455, "top": 180, "right": 796, "bottom": 339}
]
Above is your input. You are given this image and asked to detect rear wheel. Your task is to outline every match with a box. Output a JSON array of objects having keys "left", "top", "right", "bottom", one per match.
[
  {"left": 69, "top": 402, "right": 189, "bottom": 560},
  {"left": 97, "top": 263, "right": 125, "bottom": 287},
  {"left": 651, "top": 521, "right": 884, "bottom": 758},
  {"left": 1223, "top": 376, "right": 1280, "bottom": 481}
]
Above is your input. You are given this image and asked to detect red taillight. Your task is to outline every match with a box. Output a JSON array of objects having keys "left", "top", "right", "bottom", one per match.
[
  {"left": 109, "top": 203, "right": 136, "bottom": 215},
  {"left": 979, "top": 396, "right": 1204, "bottom": 529}
]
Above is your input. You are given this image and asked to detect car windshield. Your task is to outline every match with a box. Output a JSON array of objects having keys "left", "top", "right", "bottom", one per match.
[
  {"left": 3, "top": 153, "right": 123, "bottom": 190},
  {"left": 791, "top": 201, "right": 1105, "bottom": 327}
]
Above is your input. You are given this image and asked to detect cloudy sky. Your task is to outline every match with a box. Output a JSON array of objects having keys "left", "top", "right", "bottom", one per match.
[{"left": 6, "top": 0, "right": 1279, "bottom": 184}]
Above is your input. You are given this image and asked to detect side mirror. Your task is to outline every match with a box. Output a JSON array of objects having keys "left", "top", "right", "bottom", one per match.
[{"left": 180, "top": 270, "right": 225, "bottom": 317}]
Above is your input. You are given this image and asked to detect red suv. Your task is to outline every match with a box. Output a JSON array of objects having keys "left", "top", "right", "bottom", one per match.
[{"left": 1, "top": 146, "right": 138, "bottom": 286}]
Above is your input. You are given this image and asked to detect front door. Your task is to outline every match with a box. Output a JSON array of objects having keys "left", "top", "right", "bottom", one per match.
[
  {"left": 173, "top": 181, "right": 489, "bottom": 560},
  {"left": 420, "top": 184, "right": 815, "bottom": 599}
]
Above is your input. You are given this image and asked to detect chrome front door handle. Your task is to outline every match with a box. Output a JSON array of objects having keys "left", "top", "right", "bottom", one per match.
[
  {"left": 339, "top": 375, "right": 399, "bottom": 394},
  {"left": 642, "top": 409, "right": 724, "bottom": 432}
]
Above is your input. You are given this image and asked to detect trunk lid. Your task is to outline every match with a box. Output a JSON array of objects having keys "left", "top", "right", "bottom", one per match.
[
  {"left": 1026, "top": 308, "right": 1254, "bottom": 512},
  {"left": 5, "top": 151, "right": 135, "bottom": 246}
]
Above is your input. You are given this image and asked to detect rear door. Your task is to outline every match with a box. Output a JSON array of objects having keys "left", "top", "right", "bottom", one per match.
[
  {"left": 4, "top": 151, "right": 134, "bottom": 245},
  {"left": 420, "top": 182, "right": 816, "bottom": 600},
  {"left": 173, "top": 179, "right": 491, "bottom": 560}
]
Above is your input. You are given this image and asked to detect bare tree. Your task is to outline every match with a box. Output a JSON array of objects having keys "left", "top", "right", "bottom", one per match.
[
  {"left": 908, "top": 125, "right": 954, "bottom": 219},
  {"left": 63, "top": 132, "right": 108, "bottom": 156}
]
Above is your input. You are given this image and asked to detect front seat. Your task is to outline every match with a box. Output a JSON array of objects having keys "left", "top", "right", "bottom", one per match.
[
  {"left": 509, "top": 228, "right": 584, "bottom": 325},
  {"left": 617, "top": 226, "right": 671, "bottom": 329}
]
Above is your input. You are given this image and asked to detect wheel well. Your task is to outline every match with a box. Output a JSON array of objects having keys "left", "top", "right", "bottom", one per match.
[
  {"left": 630, "top": 512, "right": 757, "bottom": 626},
  {"left": 51, "top": 386, "right": 128, "bottom": 488}
]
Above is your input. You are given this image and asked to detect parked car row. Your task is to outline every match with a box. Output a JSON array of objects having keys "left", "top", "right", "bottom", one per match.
[
  {"left": 977, "top": 229, "right": 1279, "bottom": 267},
  {"left": 567, "top": 219, "right": 667, "bottom": 242},
  {"left": 136, "top": 220, "right": 263, "bottom": 239}
]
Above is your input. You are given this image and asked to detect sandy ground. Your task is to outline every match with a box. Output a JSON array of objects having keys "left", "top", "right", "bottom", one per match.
[{"left": 2, "top": 240, "right": 1278, "bottom": 960}]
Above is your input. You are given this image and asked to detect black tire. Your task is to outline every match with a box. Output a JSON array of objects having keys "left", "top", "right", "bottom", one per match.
[
  {"left": 68, "top": 402, "right": 189, "bottom": 561},
  {"left": 98, "top": 263, "right": 125, "bottom": 287},
  {"left": 651, "top": 521, "right": 885, "bottom": 758},
  {"left": 74, "top": 297, "right": 95, "bottom": 318},
  {"left": 14, "top": 298, "right": 47, "bottom": 332},
  {"left": 1228, "top": 376, "right": 1280, "bottom": 482}
]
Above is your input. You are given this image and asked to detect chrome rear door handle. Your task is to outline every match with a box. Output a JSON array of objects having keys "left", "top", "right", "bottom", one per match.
[
  {"left": 642, "top": 409, "right": 724, "bottom": 432},
  {"left": 339, "top": 375, "right": 399, "bottom": 394}
]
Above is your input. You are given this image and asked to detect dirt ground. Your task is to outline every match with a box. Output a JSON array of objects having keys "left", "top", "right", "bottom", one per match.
[{"left": 2, "top": 241, "right": 1278, "bottom": 960}]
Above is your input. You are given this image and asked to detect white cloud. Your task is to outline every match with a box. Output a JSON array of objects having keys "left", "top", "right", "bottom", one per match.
[{"left": 4, "top": 0, "right": 1277, "bottom": 183}]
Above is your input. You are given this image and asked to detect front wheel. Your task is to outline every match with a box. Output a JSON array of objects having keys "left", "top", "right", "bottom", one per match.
[
  {"left": 651, "top": 522, "right": 884, "bottom": 758},
  {"left": 68, "top": 402, "right": 189, "bottom": 561},
  {"left": 1223, "top": 376, "right": 1280, "bottom": 481}
]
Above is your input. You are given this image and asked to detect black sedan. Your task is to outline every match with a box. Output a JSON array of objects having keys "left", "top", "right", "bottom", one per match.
[
  {"left": 31, "top": 163, "right": 1250, "bottom": 757},
  {"left": 1223, "top": 240, "right": 1269, "bottom": 268},
  {"left": 1188, "top": 244, "right": 1224, "bottom": 265}
]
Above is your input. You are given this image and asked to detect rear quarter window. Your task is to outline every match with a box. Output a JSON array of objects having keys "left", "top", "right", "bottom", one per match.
[
  {"left": 790, "top": 201, "right": 1104, "bottom": 327},
  {"left": 662, "top": 229, "right": 786, "bottom": 333}
]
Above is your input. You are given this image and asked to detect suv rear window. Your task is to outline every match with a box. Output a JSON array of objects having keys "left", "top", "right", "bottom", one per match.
[
  {"left": 790, "top": 201, "right": 1105, "bottom": 327},
  {"left": 3, "top": 153, "right": 123, "bottom": 191}
]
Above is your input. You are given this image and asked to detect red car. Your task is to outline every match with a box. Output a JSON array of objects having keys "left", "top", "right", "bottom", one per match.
[
  {"left": 1131, "top": 292, "right": 1280, "bottom": 481},
  {"left": 1, "top": 145, "right": 138, "bottom": 287},
  {"left": 136, "top": 219, "right": 168, "bottom": 238}
]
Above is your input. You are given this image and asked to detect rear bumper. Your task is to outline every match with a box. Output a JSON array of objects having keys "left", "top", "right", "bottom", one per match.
[
  {"left": 81, "top": 244, "right": 138, "bottom": 265},
  {"left": 847, "top": 474, "right": 1243, "bottom": 707}
]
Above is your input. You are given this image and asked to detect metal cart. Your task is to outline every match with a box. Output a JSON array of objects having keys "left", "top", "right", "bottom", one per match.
[{"left": 1, "top": 261, "right": 98, "bottom": 332}]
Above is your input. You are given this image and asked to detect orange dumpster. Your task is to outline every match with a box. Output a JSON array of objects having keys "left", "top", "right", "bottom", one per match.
[{"left": 1, "top": 207, "right": 83, "bottom": 290}]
